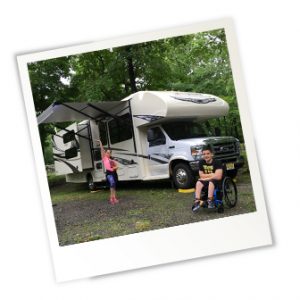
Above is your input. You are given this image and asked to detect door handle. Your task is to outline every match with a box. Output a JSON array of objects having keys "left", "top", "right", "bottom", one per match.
[{"left": 169, "top": 146, "right": 175, "bottom": 149}]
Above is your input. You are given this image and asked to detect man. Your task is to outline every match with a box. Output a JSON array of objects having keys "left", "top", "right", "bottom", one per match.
[{"left": 194, "top": 145, "right": 223, "bottom": 209}]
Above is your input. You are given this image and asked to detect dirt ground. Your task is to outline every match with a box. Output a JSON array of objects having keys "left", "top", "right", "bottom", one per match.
[{"left": 51, "top": 171, "right": 256, "bottom": 246}]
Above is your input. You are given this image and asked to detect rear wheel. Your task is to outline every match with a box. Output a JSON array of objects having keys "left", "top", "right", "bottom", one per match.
[
  {"left": 222, "top": 177, "right": 237, "bottom": 208},
  {"left": 172, "top": 163, "right": 195, "bottom": 189},
  {"left": 87, "top": 174, "right": 96, "bottom": 191}
]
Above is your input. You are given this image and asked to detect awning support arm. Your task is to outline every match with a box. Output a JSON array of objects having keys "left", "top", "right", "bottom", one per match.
[
  {"left": 60, "top": 103, "right": 97, "bottom": 121},
  {"left": 87, "top": 103, "right": 122, "bottom": 120}
]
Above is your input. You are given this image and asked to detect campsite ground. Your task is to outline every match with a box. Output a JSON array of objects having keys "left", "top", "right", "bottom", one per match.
[{"left": 49, "top": 168, "right": 256, "bottom": 246}]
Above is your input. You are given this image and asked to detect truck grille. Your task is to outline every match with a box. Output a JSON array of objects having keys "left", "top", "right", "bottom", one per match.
[{"left": 211, "top": 142, "right": 237, "bottom": 160}]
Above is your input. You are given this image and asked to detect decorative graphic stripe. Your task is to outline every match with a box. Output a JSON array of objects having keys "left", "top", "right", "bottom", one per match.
[
  {"left": 133, "top": 115, "right": 164, "bottom": 122},
  {"left": 116, "top": 152, "right": 168, "bottom": 164},
  {"left": 152, "top": 152, "right": 173, "bottom": 160},
  {"left": 53, "top": 153, "right": 81, "bottom": 161},
  {"left": 53, "top": 153, "right": 66, "bottom": 158},
  {"left": 107, "top": 147, "right": 128, "bottom": 151},
  {"left": 113, "top": 156, "right": 138, "bottom": 165},
  {"left": 171, "top": 95, "right": 216, "bottom": 104},
  {"left": 54, "top": 158, "right": 80, "bottom": 173}
]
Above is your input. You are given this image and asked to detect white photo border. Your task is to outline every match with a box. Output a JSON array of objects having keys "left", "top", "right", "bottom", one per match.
[{"left": 17, "top": 18, "right": 272, "bottom": 282}]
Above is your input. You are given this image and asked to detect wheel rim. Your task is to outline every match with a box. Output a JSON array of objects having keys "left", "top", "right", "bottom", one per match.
[
  {"left": 176, "top": 168, "right": 188, "bottom": 185},
  {"left": 88, "top": 177, "right": 94, "bottom": 189},
  {"left": 223, "top": 178, "right": 237, "bottom": 207}
]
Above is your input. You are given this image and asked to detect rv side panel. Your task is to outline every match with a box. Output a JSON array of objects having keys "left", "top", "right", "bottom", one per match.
[{"left": 53, "top": 123, "right": 83, "bottom": 175}]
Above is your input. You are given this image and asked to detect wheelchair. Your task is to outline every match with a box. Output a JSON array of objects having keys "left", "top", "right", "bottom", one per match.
[{"left": 192, "top": 176, "right": 237, "bottom": 213}]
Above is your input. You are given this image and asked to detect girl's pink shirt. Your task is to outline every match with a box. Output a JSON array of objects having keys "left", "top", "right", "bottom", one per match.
[{"left": 102, "top": 156, "right": 113, "bottom": 171}]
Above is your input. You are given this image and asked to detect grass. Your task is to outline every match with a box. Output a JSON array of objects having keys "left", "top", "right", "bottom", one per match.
[
  {"left": 50, "top": 169, "right": 256, "bottom": 246},
  {"left": 47, "top": 173, "right": 65, "bottom": 188}
]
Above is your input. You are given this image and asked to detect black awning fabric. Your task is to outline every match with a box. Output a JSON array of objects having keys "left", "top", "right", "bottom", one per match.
[{"left": 37, "top": 101, "right": 126, "bottom": 124}]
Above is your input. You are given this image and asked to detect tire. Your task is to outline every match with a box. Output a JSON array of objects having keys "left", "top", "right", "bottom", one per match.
[
  {"left": 87, "top": 174, "right": 96, "bottom": 191},
  {"left": 222, "top": 177, "right": 237, "bottom": 208},
  {"left": 172, "top": 163, "right": 195, "bottom": 189}
]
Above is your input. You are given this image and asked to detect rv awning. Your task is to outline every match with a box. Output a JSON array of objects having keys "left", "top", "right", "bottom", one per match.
[{"left": 37, "top": 101, "right": 126, "bottom": 125}]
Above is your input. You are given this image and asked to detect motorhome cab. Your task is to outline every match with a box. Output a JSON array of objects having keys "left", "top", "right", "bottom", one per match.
[{"left": 38, "top": 91, "right": 244, "bottom": 189}]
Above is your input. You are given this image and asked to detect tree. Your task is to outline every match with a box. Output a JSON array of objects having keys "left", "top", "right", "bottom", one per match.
[
  {"left": 28, "top": 28, "right": 244, "bottom": 154},
  {"left": 28, "top": 57, "right": 71, "bottom": 155}
]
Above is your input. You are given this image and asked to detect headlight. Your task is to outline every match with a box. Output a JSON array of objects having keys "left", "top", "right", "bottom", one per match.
[
  {"left": 191, "top": 145, "right": 202, "bottom": 160},
  {"left": 235, "top": 141, "right": 240, "bottom": 153}
]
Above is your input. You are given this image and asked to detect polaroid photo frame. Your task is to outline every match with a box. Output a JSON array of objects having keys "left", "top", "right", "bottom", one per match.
[{"left": 17, "top": 18, "right": 272, "bottom": 282}]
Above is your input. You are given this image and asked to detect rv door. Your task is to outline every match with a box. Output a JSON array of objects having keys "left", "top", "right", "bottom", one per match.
[{"left": 146, "top": 126, "right": 170, "bottom": 176}]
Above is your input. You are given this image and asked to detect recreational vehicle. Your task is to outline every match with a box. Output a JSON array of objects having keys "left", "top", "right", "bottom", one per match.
[{"left": 38, "top": 91, "right": 244, "bottom": 189}]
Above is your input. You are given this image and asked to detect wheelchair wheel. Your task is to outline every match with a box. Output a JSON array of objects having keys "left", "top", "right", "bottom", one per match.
[{"left": 222, "top": 177, "right": 237, "bottom": 208}]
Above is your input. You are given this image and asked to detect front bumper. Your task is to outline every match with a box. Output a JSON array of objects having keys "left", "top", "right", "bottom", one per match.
[
  {"left": 189, "top": 155, "right": 245, "bottom": 174},
  {"left": 234, "top": 155, "right": 245, "bottom": 169}
]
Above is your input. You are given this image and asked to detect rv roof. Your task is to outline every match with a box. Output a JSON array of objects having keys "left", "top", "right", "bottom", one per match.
[{"left": 37, "top": 91, "right": 229, "bottom": 125}]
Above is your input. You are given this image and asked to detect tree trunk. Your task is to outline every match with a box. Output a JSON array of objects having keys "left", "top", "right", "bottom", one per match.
[{"left": 125, "top": 47, "right": 137, "bottom": 93}]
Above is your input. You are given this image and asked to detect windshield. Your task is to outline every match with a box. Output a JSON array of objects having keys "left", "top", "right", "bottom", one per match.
[{"left": 162, "top": 121, "right": 210, "bottom": 140}]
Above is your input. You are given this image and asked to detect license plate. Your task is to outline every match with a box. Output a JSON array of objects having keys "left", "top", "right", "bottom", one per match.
[{"left": 226, "top": 163, "right": 235, "bottom": 170}]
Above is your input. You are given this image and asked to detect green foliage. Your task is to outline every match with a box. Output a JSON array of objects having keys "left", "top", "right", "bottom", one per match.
[
  {"left": 27, "top": 28, "right": 245, "bottom": 151},
  {"left": 28, "top": 57, "right": 71, "bottom": 112},
  {"left": 44, "top": 134, "right": 54, "bottom": 164},
  {"left": 47, "top": 174, "right": 65, "bottom": 187},
  {"left": 28, "top": 57, "right": 71, "bottom": 153}
]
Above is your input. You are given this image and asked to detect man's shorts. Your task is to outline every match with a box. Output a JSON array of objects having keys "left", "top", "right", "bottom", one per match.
[
  {"left": 106, "top": 174, "right": 117, "bottom": 188},
  {"left": 198, "top": 179, "right": 222, "bottom": 190}
]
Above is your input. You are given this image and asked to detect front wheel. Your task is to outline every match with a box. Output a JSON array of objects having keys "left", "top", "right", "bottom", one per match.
[{"left": 172, "top": 163, "right": 195, "bottom": 189}]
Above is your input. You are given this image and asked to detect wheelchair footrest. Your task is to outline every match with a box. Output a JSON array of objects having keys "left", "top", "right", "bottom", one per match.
[{"left": 192, "top": 201, "right": 224, "bottom": 213}]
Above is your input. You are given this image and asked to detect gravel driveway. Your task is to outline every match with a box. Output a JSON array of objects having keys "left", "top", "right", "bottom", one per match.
[{"left": 51, "top": 172, "right": 256, "bottom": 246}]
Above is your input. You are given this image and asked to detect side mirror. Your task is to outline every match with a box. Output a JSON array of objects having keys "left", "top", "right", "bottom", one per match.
[
  {"left": 65, "top": 146, "right": 77, "bottom": 159},
  {"left": 147, "top": 129, "right": 156, "bottom": 142}
]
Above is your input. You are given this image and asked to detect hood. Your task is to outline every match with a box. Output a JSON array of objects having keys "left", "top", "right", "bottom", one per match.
[{"left": 176, "top": 136, "right": 239, "bottom": 146}]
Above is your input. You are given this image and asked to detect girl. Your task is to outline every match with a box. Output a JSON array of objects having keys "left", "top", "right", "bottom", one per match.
[{"left": 97, "top": 139, "right": 119, "bottom": 204}]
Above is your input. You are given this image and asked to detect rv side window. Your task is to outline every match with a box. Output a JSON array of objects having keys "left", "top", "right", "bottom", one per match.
[
  {"left": 62, "top": 130, "right": 76, "bottom": 144},
  {"left": 109, "top": 113, "right": 133, "bottom": 144},
  {"left": 147, "top": 127, "right": 166, "bottom": 147},
  {"left": 98, "top": 122, "right": 108, "bottom": 145}
]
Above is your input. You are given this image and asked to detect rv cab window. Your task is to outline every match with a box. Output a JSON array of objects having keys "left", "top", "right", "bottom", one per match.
[
  {"left": 162, "top": 121, "right": 208, "bottom": 140},
  {"left": 147, "top": 127, "right": 166, "bottom": 147}
]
